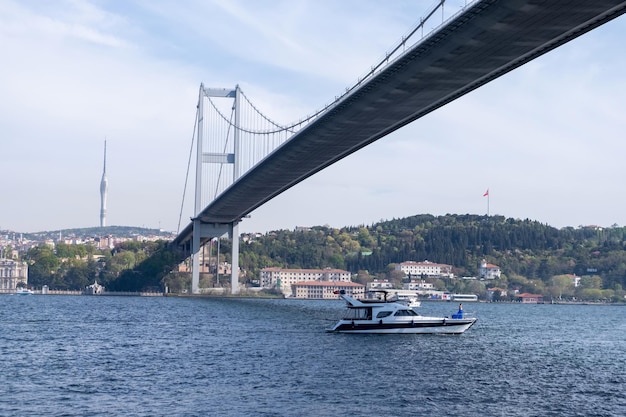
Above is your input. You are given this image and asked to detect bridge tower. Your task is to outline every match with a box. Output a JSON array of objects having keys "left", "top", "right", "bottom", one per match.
[{"left": 191, "top": 84, "right": 242, "bottom": 295}]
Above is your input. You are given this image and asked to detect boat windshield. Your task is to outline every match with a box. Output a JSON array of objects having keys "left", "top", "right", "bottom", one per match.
[
  {"left": 393, "top": 309, "right": 419, "bottom": 316},
  {"left": 343, "top": 307, "right": 372, "bottom": 320}
]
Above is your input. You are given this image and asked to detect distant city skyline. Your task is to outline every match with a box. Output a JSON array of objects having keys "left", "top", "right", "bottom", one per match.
[{"left": 1, "top": 1, "right": 625, "bottom": 233}]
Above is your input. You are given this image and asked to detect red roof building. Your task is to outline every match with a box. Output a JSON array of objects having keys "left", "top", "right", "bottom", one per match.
[{"left": 517, "top": 293, "right": 544, "bottom": 304}]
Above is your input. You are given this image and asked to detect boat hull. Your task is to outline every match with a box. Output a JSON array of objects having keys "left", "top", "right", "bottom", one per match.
[{"left": 327, "top": 318, "right": 476, "bottom": 334}]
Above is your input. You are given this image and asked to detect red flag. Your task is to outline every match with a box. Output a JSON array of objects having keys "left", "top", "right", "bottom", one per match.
[{"left": 483, "top": 189, "right": 489, "bottom": 197}]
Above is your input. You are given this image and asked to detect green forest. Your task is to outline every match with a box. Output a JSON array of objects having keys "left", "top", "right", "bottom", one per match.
[
  {"left": 23, "top": 240, "right": 179, "bottom": 292},
  {"left": 236, "top": 214, "right": 625, "bottom": 302},
  {"left": 15, "top": 214, "right": 626, "bottom": 302}
]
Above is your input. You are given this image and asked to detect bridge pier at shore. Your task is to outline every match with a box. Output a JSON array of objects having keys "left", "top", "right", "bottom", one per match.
[{"left": 191, "top": 220, "right": 239, "bottom": 295}]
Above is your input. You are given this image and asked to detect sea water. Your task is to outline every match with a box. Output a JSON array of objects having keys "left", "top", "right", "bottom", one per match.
[{"left": 0, "top": 295, "right": 624, "bottom": 416}]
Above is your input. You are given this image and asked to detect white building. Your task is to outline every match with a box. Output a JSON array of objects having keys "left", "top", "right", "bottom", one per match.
[
  {"left": 0, "top": 258, "right": 29, "bottom": 292},
  {"left": 259, "top": 267, "right": 352, "bottom": 297},
  {"left": 84, "top": 279, "right": 105, "bottom": 295},
  {"left": 367, "top": 279, "right": 394, "bottom": 290},
  {"left": 292, "top": 281, "right": 364, "bottom": 299},
  {"left": 403, "top": 280, "right": 434, "bottom": 291},
  {"left": 396, "top": 260, "right": 454, "bottom": 279},
  {"left": 568, "top": 274, "right": 581, "bottom": 287},
  {"left": 478, "top": 259, "right": 501, "bottom": 280}
]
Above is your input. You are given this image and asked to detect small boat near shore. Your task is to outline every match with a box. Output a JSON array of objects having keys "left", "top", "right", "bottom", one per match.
[
  {"left": 327, "top": 290, "right": 476, "bottom": 334},
  {"left": 14, "top": 288, "right": 35, "bottom": 295},
  {"left": 394, "top": 295, "right": 421, "bottom": 308}
]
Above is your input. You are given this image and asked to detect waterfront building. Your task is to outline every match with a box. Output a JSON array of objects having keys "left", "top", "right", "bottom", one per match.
[
  {"left": 487, "top": 287, "right": 508, "bottom": 300},
  {"left": 0, "top": 258, "right": 29, "bottom": 292},
  {"left": 517, "top": 293, "right": 543, "bottom": 304},
  {"left": 292, "top": 281, "right": 364, "bottom": 299},
  {"left": 84, "top": 279, "right": 105, "bottom": 295},
  {"left": 259, "top": 267, "right": 351, "bottom": 297},
  {"left": 367, "top": 279, "right": 393, "bottom": 290},
  {"left": 396, "top": 260, "right": 454, "bottom": 279},
  {"left": 478, "top": 259, "right": 501, "bottom": 279},
  {"left": 403, "top": 280, "right": 434, "bottom": 291}
]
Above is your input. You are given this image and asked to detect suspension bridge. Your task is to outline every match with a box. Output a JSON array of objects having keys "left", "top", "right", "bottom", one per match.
[{"left": 172, "top": 0, "right": 626, "bottom": 294}]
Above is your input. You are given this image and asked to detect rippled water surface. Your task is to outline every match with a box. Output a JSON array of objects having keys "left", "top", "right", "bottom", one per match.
[{"left": 1, "top": 295, "right": 624, "bottom": 416}]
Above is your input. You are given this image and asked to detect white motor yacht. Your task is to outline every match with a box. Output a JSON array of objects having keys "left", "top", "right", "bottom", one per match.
[{"left": 327, "top": 290, "right": 476, "bottom": 334}]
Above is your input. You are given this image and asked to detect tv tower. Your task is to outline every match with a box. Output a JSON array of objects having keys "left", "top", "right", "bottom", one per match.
[{"left": 100, "top": 140, "right": 108, "bottom": 227}]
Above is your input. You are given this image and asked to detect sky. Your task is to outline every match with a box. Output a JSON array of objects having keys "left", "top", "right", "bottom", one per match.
[{"left": 1, "top": 0, "right": 625, "bottom": 235}]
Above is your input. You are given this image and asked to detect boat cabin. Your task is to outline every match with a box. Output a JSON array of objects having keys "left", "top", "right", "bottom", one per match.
[{"left": 341, "top": 304, "right": 421, "bottom": 321}]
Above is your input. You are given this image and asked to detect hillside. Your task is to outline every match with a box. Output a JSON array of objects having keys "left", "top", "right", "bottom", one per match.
[
  {"left": 235, "top": 214, "right": 626, "bottom": 300},
  {"left": 13, "top": 225, "right": 176, "bottom": 241},
  {"left": 12, "top": 214, "right": 626, "bottom": 301}
]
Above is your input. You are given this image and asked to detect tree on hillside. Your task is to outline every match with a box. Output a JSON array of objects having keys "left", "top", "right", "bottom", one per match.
[
  {"left": 551, "top": 274, "right": 575, "bottom": 299},
  {"left": 25, "top": 246, "right": 60, "bottom": 288}
]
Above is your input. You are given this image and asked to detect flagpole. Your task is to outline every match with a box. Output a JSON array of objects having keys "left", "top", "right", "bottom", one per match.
[{"left": 483, "top": 188, "right": 490, "bottom": 216}]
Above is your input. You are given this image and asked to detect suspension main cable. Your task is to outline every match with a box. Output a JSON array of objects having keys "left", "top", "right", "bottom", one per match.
[
  {"left": 177, "top": 105, "right": 199, "bottom": 234},
  {"left": 238, "top": 89, "right": 286, "bottom": 130},
  {"left": 214, "top": 103, "right": 235, "bottom": 200},
  {"left": 206, "top": 88, "right": 328, "bottom": 135}
]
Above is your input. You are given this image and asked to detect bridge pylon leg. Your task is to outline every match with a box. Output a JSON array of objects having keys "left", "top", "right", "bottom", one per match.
[
  {"left": 190, "top": 221, "right": 231, "bottom": 294},
  {"left": 230, "top": 222, "right": 240, "bottom": 295},
  {"left": 191, "top": 219, "right": 201, "bottom": 294}
]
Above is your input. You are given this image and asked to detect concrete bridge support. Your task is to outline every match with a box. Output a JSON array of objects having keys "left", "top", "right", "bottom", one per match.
[{"left": 191, "top": 220, "right": 240, "bottom": 295}]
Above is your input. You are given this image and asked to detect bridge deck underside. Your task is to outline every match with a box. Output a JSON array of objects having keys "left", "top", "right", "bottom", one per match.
[{"left": 175, "top": 0, "right": 626, "bottom": 246}]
